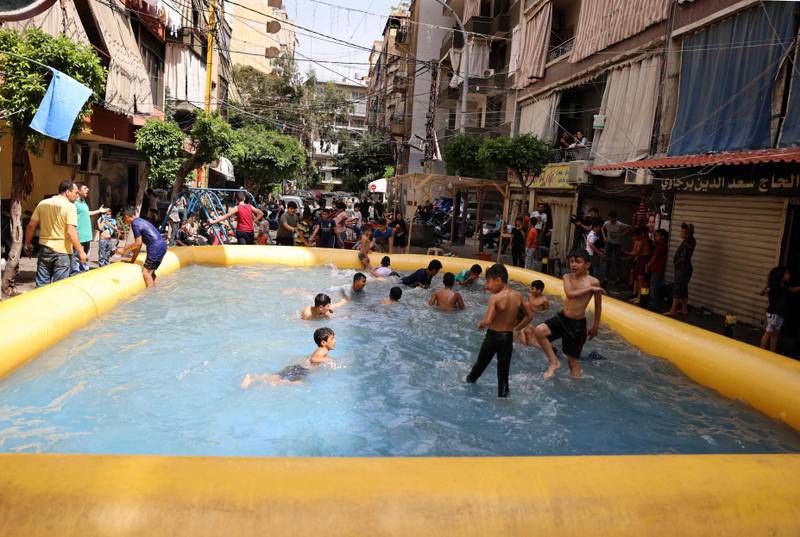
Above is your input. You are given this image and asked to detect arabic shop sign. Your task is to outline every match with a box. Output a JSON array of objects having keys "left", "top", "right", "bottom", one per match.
[
  {"left": 662, "top": 174, "right": 800, "bottom": 195},
  {"left": 530, "top": 163, "right": 576, "bottom": 189}
]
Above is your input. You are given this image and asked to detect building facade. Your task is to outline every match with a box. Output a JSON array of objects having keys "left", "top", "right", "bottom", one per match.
[
  {"left": 0, "top": 0, "right": 235, "bottom": 214},
  {"left": 512, "top": 0, "right": 800, "bottom": 327},
  {"left": 228, "top": 0, "right": 296, "bottom": 74}
]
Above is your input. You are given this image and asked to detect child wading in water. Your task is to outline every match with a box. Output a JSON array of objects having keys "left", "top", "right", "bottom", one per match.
[
  {"left": 300, "top": 293, "right": 333, "bottom": 320},
  {"left": 760, "top": 266, "right": 800, "bottom": 352},
  {"left": 382, "top": 286, "right": 403, "bottom": 305},
  {"left": 429, "top": 272, "right": 465, "bottom": 311},
  {"left": 241, "top": 327, "right": 336, "bottom": 387},
  {"left": 466, "top": 264, "right": 533, "bottom": 398},
  {"left": 455, "top": 264, "right": 483, "bottom": 286},
  {"left": 517, "top": 280, "right": 550, "bottom": 346},
  {"left": 534, "top": 250, "right": 603, "bottom": 378}
]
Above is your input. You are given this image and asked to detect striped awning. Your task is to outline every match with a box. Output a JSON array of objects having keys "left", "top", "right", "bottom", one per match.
[
  {"left": 589, "top": 147, "right": 800, "bottom": 172},
  {"left": 516, "top": 1, "right": 551, "bottom": 88},
  {"left": 88, "top": 0, "right": 154, "bottom": 116},
  {"left": 570, "top": 0, "right": 669, "bottom": 63}
]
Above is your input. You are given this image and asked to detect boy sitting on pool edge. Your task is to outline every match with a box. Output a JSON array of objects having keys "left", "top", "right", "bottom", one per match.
[
  {"left": 533, "top": 249, "right": 603, "bottom": 379},
  {"left": 241, "top": 327, "right": 336, "bottom": 388}
]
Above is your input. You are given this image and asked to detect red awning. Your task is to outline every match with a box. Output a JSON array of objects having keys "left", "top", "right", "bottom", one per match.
[{"left": 589, "top": 147, "right": 800, "bottom": 172}]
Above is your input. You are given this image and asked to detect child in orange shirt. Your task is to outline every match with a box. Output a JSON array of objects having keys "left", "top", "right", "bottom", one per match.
[{"left": 525, "top": 225, "right": 538, "bottom": 269}]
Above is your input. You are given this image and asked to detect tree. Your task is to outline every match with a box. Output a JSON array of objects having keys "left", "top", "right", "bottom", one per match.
[
  {"left": 479, "top": 134, "right": 551, "bottom": 214},
  {"left": 228, "top": 124, "right": 306, "bottom": 197},
  {"left": 335, "top": 133, "right": 394, "bottom": 192},
  {"left": 135, "top": 111, "right": 234, "bottom": 200},
  {"left": 230, "top": 59, "right": 353, "bottom": 185},
  {"left": 442, "top": 134, "right": 487, "bottom": 178},
  {"left": 0, "top": 28, "right": 106, "bottom": 297}
]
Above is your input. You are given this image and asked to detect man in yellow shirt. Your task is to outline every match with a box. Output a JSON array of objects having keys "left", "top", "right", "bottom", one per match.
[{"left": 23, "top": 181, "right": 86, "bottom": 287}]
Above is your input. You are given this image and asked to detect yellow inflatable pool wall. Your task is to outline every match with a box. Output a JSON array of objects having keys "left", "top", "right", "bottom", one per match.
[{"left": 0, "top": 245, "right": 798, "bottom": 536}]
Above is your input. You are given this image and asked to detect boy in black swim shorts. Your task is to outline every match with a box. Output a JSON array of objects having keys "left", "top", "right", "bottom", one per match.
[
  {"left": 534, "top": 250, "right": 603, "bottom": 378},
  {"left": 241, "top": 327, "right": 336, "bottom": 388}
]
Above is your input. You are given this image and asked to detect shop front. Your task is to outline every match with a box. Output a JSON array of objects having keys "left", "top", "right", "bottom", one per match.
[
  {"left": 663, "top": 168, "right": 799, "bottom": 327},
  {"left": 530, "top": 162, "right": 578, "bottom": 268}
]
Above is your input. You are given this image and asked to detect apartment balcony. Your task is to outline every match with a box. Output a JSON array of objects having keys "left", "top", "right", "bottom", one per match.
[
  {"left": 550, "top": 146, "right": 591, "bottom": 163},
  {"left": 464, "top": 16, "right": 492, "bottom": 36},
  {"left": 440, "top": 29, "right": 464, "bottom": 62},
  {"left": 547, "top": 37, "right": 575, "bottom": 63},
  {"left": 390, "top": 75, "right": 410, "bottom": 94},
  {"left": 490, "top": 11, "right": 511, "bottom": 36},
  {"left": 389, "top": 116, "right": 406, "bottom": 136}
]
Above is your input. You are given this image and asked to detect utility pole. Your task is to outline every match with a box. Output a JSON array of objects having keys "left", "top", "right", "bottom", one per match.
[
  {"left": 433, "top": 0, "right": 469, "bottom": 134},
  {"left": 204, "top": 0, "right": 216, "bottom": 113}
]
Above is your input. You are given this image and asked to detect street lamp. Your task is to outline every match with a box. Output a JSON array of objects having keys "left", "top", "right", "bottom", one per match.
[{"left": 433, "top": 0, "right": 469, "bottom": 134}]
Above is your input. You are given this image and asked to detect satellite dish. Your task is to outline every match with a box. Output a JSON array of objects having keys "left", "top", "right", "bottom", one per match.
[
  {"left": 265, "top": 46, "right": 281, "bottom": 59},
  {"left": 266, "top": 20, "right": 281, "bottom": 34},
  {"left": 0, "top": 0, "right": 57, "bottom": 21}
]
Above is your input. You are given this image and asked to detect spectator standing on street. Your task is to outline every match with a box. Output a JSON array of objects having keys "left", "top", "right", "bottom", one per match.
[
  {"left": 71, "top": 182, "right": 106, "bottom": 274},
  {"left": 530, "top": 203, "right": 548, "bottom": 258},
  {"left": 760, "top": 266, "right": 800, "bottom": 353},
  {"left": 665, "top": 223, "right": 696, "bottom": 317},
  {"left": 511, "top": 217, "right": 525, "bottom": 267},
  {"left": 585, "top": 219, "right": 605, "bottom": 278},
  {"left": 524, "top": 221, "right": 538, "bottom": 269},
  {"left": 276, "top": 201, "right": 299, "bottom": 246},
  {"left": 310, "top": 208, "right": 337, "bottom": 248},
  {"left": 646, "top": 229, "right": 668, "bottom": 311},
  {"left": 97, "top": 207, "right": 120, "bottom": 267},
  {"left": 209, "top": 191, "right": 263, "bottom": 245},
  {"left": 602, "top": 211, "right": 629, "bottom": 287},
  {"left": 390, "top": 211, "right": 409, "bottom": 248},
  {"left": 24, "top": 181, "right": 86, "bottom": 287}
]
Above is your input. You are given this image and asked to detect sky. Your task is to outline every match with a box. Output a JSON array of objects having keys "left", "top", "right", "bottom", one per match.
[{"left": 282, "top": 0, "right": 402, "bottom": 84}]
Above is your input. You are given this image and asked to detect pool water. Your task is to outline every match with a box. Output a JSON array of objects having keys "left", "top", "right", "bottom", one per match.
[{"left": 1, "top": 264, "right": 799, "bottom": 456}]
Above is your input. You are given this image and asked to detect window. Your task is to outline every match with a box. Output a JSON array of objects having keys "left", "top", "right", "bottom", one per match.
[{"left": 140, "top": 45, "right": 164, "bottom": 108}]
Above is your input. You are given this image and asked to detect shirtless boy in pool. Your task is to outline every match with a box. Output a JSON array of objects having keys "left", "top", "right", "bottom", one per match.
[
  {"left": 466, "top": 264, "right": 533, "bottom": 398},
  {"left": 534, "top": 250, "right": 603, "bottom": 379},
  {"left": 241, "top": 327, "right": 336, "bottom": 388},
  {"left": 428, "top": 272, "right": 465, "bottom": 311},
  {"left": 517, "top": 280, "right": 550, "bottom": 346},
  {"left": 300, "top": 293, "right": 333, "bottom": 320}
]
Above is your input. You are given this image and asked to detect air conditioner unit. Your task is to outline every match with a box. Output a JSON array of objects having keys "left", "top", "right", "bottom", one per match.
[
  {"left": 54, "top": 142, "right": 80, "bottom": 166},
  {"left": 625, "top": 168, "right": 654, "bottom": 185},
  {"left": 482, "top": 68, "right": 495, "bottom": 78}
]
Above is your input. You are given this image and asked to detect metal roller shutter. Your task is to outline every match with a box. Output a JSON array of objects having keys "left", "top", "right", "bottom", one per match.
[{"left": 667, "top": 194, "right": 787, "bottom": 326}]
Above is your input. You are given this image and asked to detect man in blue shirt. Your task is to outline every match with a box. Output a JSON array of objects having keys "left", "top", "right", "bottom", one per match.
[
  {"left": 372, "top": 218, "right": 394, "bottom": 253},
  {"left": 401, "top": 259, "right": 442, "bottom": 289},
  {"left": 116, "top": 206, "right": 168, "bottom": 288}
]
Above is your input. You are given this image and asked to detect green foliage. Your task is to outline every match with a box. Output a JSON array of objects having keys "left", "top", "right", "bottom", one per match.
[
  {"left": 335, "top": 133, "right": 394, "bottom": 192},
  {"left": 135, "top": 111, "right": 233, "bottom": 191},
  {"left": 479, "top": 134, "right": 551, "bottom": 186},
  {"left": 382, "top": 165, "right": 395, "bottom": 178},
  {"left": 230, "top": 59, "right": 353, "bottom": 185},
  {"left": 228, "top": 124, "right": 306, "bottom": 195},
  {"left": 189, "top": 111, "right": 234, "bottom": 164},
  {"left": 0, "top": 28, "right": 106, "bottom": 152},
  {"left": 442, "top": 134, "right": 487, "bottom": 177},
  {"left": 135, "top": 118, "right": 184, "bottom": 188}
]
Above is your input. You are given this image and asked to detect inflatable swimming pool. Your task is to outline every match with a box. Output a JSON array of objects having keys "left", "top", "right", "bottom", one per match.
[{"left": 0, "top": 246, "right": 798, "bottom": 535}]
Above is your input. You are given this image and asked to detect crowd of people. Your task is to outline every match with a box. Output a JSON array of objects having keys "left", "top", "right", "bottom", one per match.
[{"left": 242, "top": 250, "right": 603, "bottom": 396}]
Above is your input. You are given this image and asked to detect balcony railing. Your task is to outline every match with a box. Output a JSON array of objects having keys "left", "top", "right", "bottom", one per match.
[
  {"left": 547, "top": 37, "right": 575, "bottom": 63},
  {"left": 550, "top": 145, "right": 590, "bottom": 163}
]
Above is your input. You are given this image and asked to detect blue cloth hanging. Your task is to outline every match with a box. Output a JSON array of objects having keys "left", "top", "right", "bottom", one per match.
[{"left": 29, "top": 69, "right": 93, "bottom": 141}]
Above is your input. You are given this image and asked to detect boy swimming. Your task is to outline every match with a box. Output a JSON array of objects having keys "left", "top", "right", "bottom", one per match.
[
  {"left": 300, "top": 293, "right": 333, "bottom": 320},
  {"left": 533, "top": 250, "right": 603, "bottom": 378},
  {"left": 401, "top": 259, "right": 442, "bottom": 288},
  {"left": 455, "top": 264, "right": 483, "bottom": 286},
  {"left": 382, "top": 286, "right": 403, "bottom": 305},
  {"left": 241, "top": 327, "right": 336, "bottom": 387},
  {"left": 466, "top": 264, "right": 533, "bottom": 398},
  {"left": 517, "top": 280, "right": 550, "bottom": 346},
  {"left": 330, "top": 272, "right": 367, "bottom": 308},
  {"left": 428, "top": 272, "right": 465, "bottom": 311},
  {"left": 371, "top": 256, "right": 399, "bottom": 279}
]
